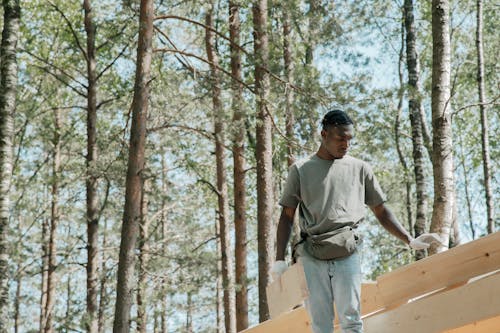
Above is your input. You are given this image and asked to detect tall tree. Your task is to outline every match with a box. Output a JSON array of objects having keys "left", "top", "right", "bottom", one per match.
[
  {"left": 229, "top": 1, "right": 248, "bottom": 330},
  {"left": 83, "top": 1, "right": 100, "bottom": 332},
  {"left": 476, "top": 0, "right": 494, "bottom": 234},
  {"left": 253, "top": 0, "right": 274, "bottom": 321},
  {"left": 44, "top": 108, "right": 62, "bottom": 333},
  {"left": 429, "top": 0, "right": 454, "bottom": 255},
  {"left": 404, "top": 0, "right": 428, "bottom": 260},
  {"left": 137, "top": 180, "right": 150, "bottom": 333},
  {"left": 113, "top": 0, "right": 154, "bottom": 331},
  {"left": 205, "top": 6, "right": 236, "bottom": 332},
  {"left": 0, "top": 0, "right": 20, "bottom": 330}
]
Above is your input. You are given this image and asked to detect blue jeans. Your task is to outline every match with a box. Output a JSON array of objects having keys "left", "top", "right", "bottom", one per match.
[{"left": 298, "top": 245, "right": 363, "bottom": 333}]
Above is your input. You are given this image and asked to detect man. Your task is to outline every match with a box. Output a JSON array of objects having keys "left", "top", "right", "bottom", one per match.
[{"left": 272, "top": 110, "right": 439, "bottom": 333}]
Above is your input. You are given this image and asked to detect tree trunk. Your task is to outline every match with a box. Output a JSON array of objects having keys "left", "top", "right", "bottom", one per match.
[
  {"left": 112, "top": 0, "right": 153, "bottom": 331},
  {"left": 395, "top": 15, "right": 413, "bottom": 239},
  {"left": 282, "top": 2, "right": 301, "bottom": 260},
  {"left": 160, "top": 154, "right": 168, "bottom": 333},
  {"left": 137, "top": 180, "right": 150, "bottom": 333},
  {"left": 186, "top": 292, "right": 193, "bottom": 333},
  {"left": 98, "top": 219, "right": 108, "bottom": 333},
  {"left": 253, "top": 0, "right": 274, "bottom": 322},
  {"left": 44, "top": 108, "right": 62, "bottom": 333},
  {"left": 215, "top": 215, "right": 223, "bottom": 333},
  {"left": 205, "top": 7, "right": 236, "bottom": 332},
  {"left": 229, "top": 1, "right": 248, "bottom": 330},
  {"left": 476, "top": 0, "right": 494, "bottom": 234},
  {"left": 40, "top": 216, "right": 49, "bottom": 332},
  {"left": 83, "top": 1, "right": 100, "bottom": 332},
  {"left": 14, "top": 273, "right": 21, "bottom": 333},
  {"left": 0, "top": 1, "right": 20, "bottom": 329},
  {"left": 429, "top": 0, "right": 454, "bottom": 255},
  {"left": 404, "top": 0, "right": 428, "bottom": 260}
]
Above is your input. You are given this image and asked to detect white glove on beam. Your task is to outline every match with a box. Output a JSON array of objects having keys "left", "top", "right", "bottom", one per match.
[
  {"left": 409, "top": 233, "right": 442, "bottom": 250},
  {"left": 271, "top": 260, "right": 288, "bottom": 281}
]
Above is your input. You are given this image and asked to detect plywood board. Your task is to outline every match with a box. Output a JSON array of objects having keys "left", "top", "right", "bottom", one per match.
[
  {"left": 443, "top": 314, "right": 500, "bottom": 333},
  {"left": 364, "top": 271, "right": 500, "bottom": 333},
  {"left": 376, "top": 231, "right": 500, "bottom": 307},
  {"left": 240, "top": 306, "right": 313, "bottom": 333},
  {"left": 266, "top": 260, "right": 309, "bottom": 319}
]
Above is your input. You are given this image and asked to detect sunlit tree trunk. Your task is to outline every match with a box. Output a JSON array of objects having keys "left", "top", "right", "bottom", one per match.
[
  {"left": 229, "top": 1, "right": 248, "bottom": 330},
  {"left": 113, "top": 0, "right": 153, "bottom": 331},
  {"left": 429, "top": 0, "right": 454, "bottom": 255},
  {"left": 137, "top": 180, "right": 150, "bottom": 333},
  {"left": 205, "top": 6, "right": 236, "bottom": 332},
  {"left": 476, "top": 0, "right": 494, "bottom": 234},
  {"left": 0, "top": 1, "right": 20, "bottom": 329},
  {"left": 83, "top": 1, "right": 100, "bottom": 332},
  {"left": 253, "top": 0, "right": 274, "bottom": 321},
  {"left": 44, "top": 108, "right": 62, "bottom": 333},
  {"left": 404, "top": 0, "right": 428, "bottom": 260}
]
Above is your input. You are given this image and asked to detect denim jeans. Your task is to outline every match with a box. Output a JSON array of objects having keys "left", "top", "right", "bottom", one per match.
[{"left": 298, "top": 245, "right": 363, "bottom": 333}]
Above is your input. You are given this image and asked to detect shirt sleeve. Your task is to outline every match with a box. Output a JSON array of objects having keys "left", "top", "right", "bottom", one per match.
[
  {"left": 364, "top": 163, "right": 387, "bottom": 207},
  {"left": 279, "top": 164, "right": 301, "bottom": 208}
]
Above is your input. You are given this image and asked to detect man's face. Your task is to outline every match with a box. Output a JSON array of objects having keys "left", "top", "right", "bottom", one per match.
[{"left": 321, "top": 124, "right": 354, "bottom": 159}]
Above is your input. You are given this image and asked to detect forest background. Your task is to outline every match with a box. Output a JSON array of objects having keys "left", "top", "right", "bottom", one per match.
[{"left": 0, "top": 0, "right": 498, "bottom": 332}]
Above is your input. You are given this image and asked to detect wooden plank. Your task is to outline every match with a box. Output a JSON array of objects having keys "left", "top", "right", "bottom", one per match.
[
  {"left": 364, "top": 271, "right": 500, "bottom": 333},
  {"left": 360, "top": 282, "right": 385, "bottom": 315},
  {"left": 240, "top": 306, "right": 313, "bottom": 333},
  {"left": 376, "top": 231, "right": 500, "bottom": 307},
  {"left": 266, "top": 260, "right": 309, "bottom": 319},
  {"left": 442, "top": 315, "right": 500, "bottom": 333}
]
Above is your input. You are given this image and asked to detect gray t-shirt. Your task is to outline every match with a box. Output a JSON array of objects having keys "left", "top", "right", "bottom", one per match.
[{"left": 279, "top": 154, "right": 386, "bottom": 235}]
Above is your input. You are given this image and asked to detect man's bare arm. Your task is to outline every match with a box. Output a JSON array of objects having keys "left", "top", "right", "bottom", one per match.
[
  {"left": 276, "top": 206, "right": 296, "bottom": 261},
  {"left": 370, "top": 203, "right": 412, "bottom": 245}
]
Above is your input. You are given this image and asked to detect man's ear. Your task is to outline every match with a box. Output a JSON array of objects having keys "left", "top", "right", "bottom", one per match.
[{"left": 320, "top": 129, "right": 326, "bottom": 139}]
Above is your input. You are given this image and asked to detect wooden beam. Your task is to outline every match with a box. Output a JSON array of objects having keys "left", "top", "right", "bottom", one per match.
[
  {"left": 360, "top": 282, "right": 385, "bottom": 315},
  {"left": 364, "top": 271, "right": 500, "bottom": 333},
  {"left": 266, "top": 260, "right": 309, "bottom": 319},
  {"left": 376, "top": 231, "right": 500, "bottom": 307},
  {"left": 240, "top": 306, "right": 313, "bottom": 333},
  {"left": 442, "top": 314, "right": 500, "bottom": 333}
]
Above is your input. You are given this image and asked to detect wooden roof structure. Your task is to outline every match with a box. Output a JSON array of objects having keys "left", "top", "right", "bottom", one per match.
[{"left": 241, "top": 231, "right": 500, "bottom": 333}]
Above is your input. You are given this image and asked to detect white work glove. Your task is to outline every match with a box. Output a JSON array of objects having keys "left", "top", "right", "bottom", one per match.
[
  {"left": 409, "top": 233, "right": 442, "bottom": 250},
  {"left": 271, "top": 260, "right": 288, "bottom": 281}
]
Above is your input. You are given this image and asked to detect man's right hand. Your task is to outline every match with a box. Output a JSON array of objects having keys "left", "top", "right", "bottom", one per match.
[{"left": 271, "top": 260, "right": 288, "bottom": 281}]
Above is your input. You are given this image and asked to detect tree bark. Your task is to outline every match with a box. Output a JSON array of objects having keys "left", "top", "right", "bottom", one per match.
[
  {"left": 44, "top": 108, "right": 62, "bottom": 333},
  {"left": 429, "top": 0, "right": 454, "bottom": 255},
  {"left": 40, "top": 216, "right": 49, "bottom": 332},
  {"left": 476, "top": 0, "right": 494, "bottom": 234},
  {"left": 229, "top": 1, "right": 248, "bottom": 330},
  {"left": 395, "top": 15, "right": 413, "bottom": 240},
  {"left": 253, "top": 0, "right": 274, "bottom": 321},
  {"left": 0, "top": 1, "right": 20, "bottom": 329},
  {"left": 83, "top": 1, "right": 100, "bottom": 332},
  {"left": 282, "top": 2, "right": 301, "bottom": 260},
  {"left": 205, "top": 7, "right": 236, "bottom": 332},
  {"left": 137, "top": 180, "right": 150, "bottom": 333},
  {"left": 98, "top": 219, "right": 108, "bottom": 333},
  {"left": 404, "top": 0, "right": 428, "bottom": 260},
  {"left": 112, "top": 0, "right": 154, "bottom": 331}
]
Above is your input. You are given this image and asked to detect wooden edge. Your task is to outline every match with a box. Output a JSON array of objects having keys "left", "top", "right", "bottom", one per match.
[
  {"left": 376, "top": 231, "right": 500, "bottom": 307},
  {"left": 266, "top": 260, "right": 309, "bottom": 319},
  {"left": 363, "top": 271, "right": 500, "bottom": 333},
  {"left": 239, "top": 306, "right": 313, "bottom": 333},
  {"left": 442, "top": 314, "right": 500, "bottom": 333}
]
